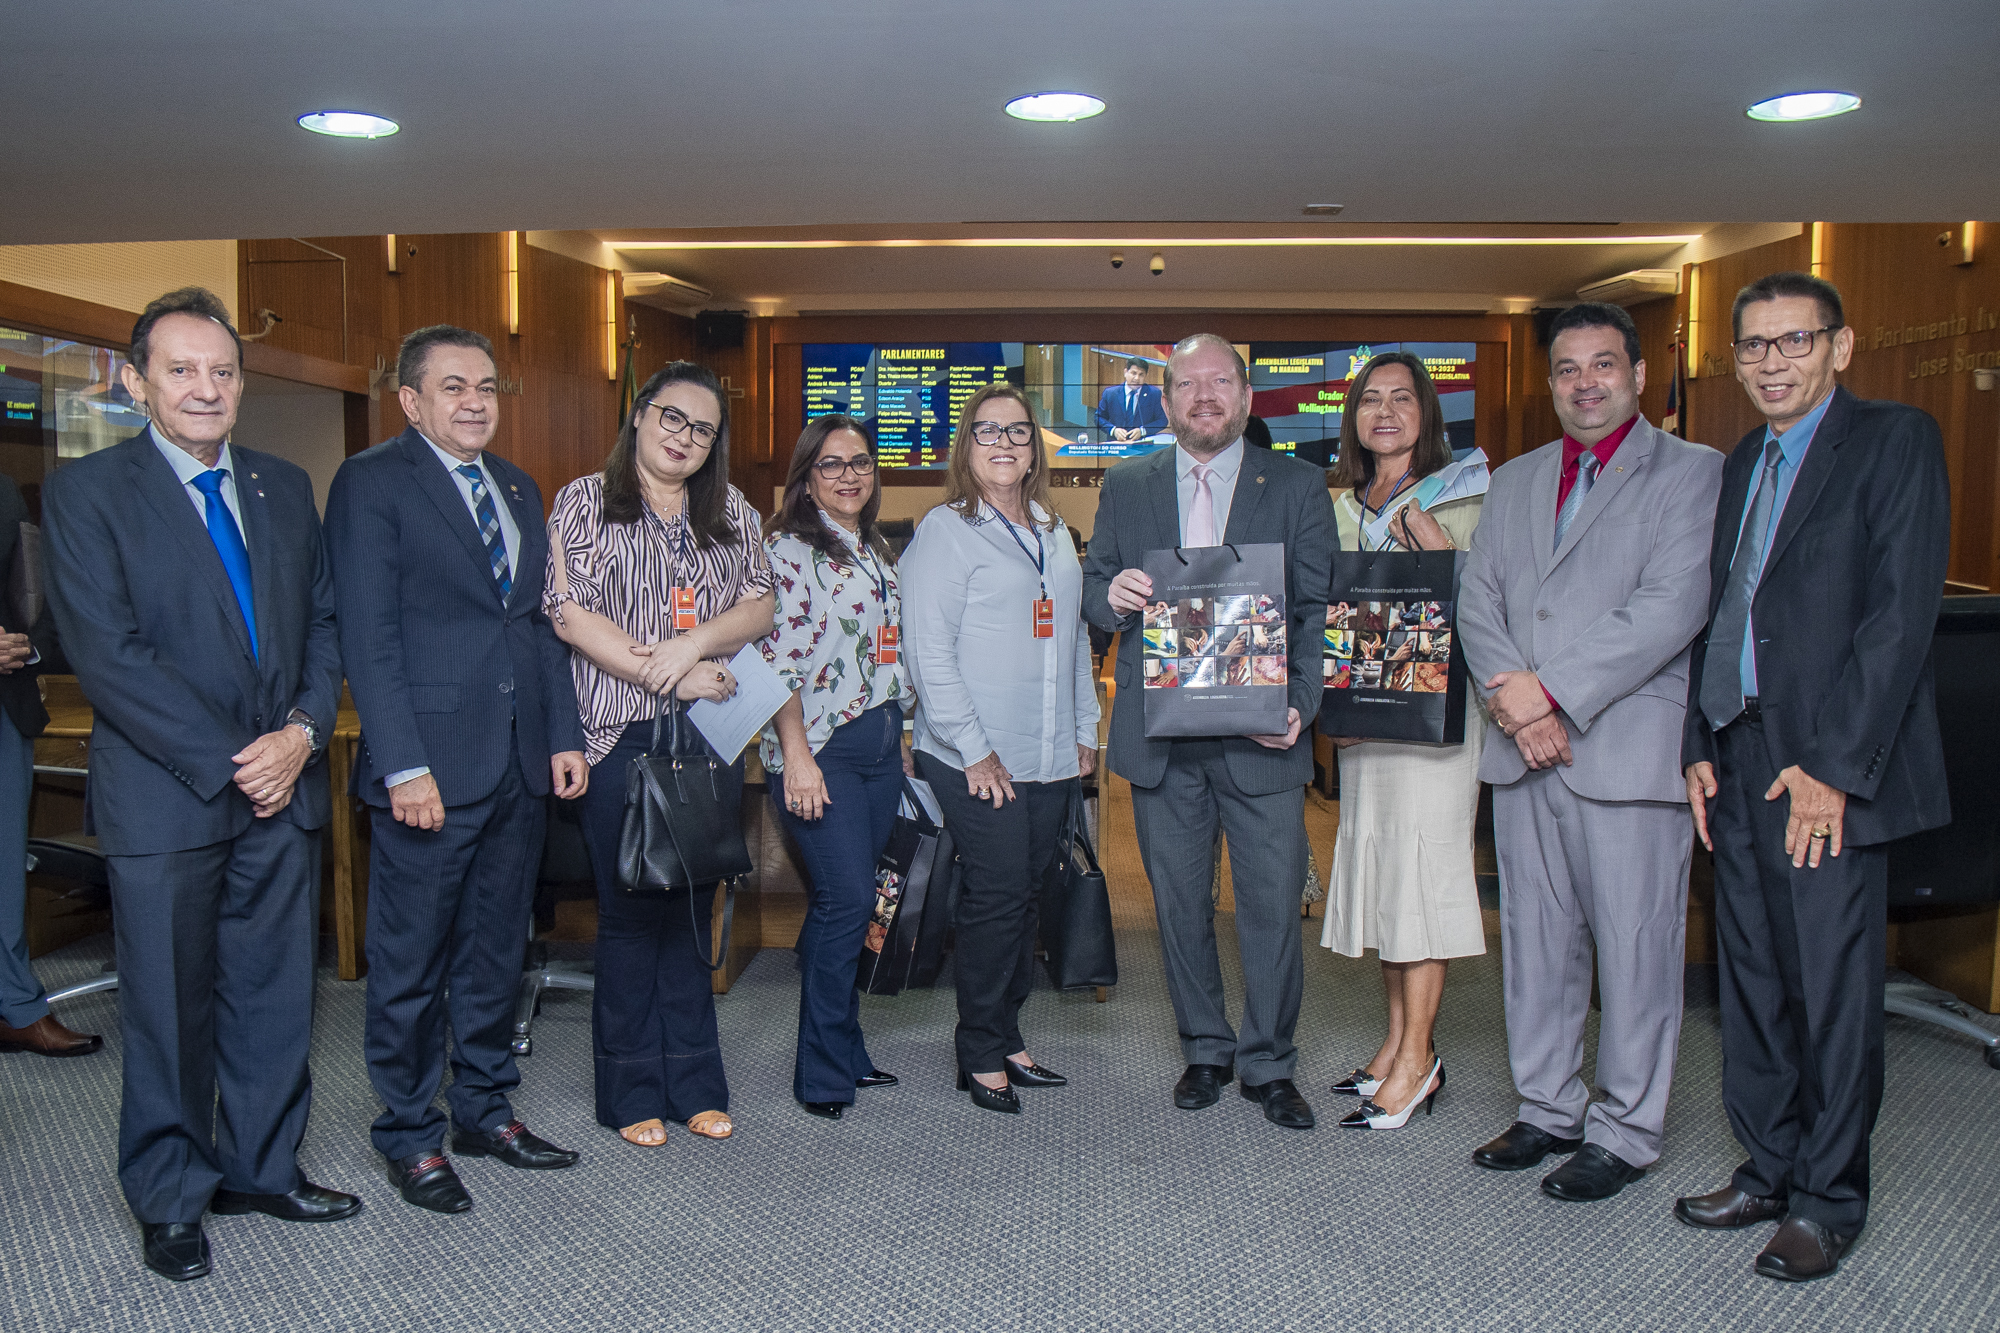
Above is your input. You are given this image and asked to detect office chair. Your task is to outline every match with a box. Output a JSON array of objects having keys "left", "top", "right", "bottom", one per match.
[
  {"left": 30, "top": 830, "right": 117, "bottom": 1003},
  {"left": 511, "top": 795, "right": 594, "bottom": 1056}
]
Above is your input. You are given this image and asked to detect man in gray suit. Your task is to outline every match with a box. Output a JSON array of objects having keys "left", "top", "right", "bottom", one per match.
[
  {"left": 1084, "top": 333, "right": 1334, "bottom": 1129},
  {"left": 1457, "top": 303, "right": 1722, "bottom": 1200}
]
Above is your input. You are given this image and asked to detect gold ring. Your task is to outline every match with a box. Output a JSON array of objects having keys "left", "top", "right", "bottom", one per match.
[{"left": 1811, "top": 825, "right": 1832, "bottom": 838}]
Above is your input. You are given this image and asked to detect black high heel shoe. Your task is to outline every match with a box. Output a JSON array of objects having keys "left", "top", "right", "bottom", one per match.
[
  {"left": 1005, "top": 1058, "right": 1067, "bottom": 1088},
  {"left": 957, "top": 1069, "right": 1022, "bottom": 1114}
]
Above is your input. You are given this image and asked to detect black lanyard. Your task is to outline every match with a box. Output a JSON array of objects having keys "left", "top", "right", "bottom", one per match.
[
  {"left": 1357, "top": 465, "right": 1415, "bottom": 522},
  {"left": 855, "top": 542, "right": 891, "bottom": 609},
  {"left": 996, "top": 511, "right": 1047, "bottom": 599}
]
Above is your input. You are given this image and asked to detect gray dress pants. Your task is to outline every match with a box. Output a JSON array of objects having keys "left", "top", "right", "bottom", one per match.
[{"left": 1493, "top": 766, "right": 1690, "bottom": 1167}]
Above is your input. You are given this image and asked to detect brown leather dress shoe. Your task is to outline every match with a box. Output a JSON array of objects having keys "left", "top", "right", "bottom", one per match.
[
  {"left": 0, "top": 1013, "right": 103, "bottom": 1057},
  {"left": 1674, "top": 1185, "right": 1787, "bottom": 1229},
  {"left": 1755, "top": 1216, "right": 1854, "bottom": 1282}
]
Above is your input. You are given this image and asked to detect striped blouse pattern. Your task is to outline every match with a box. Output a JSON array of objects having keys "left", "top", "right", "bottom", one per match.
[{"left": 544, "top": 473, "right": 775, "bottom": 765}]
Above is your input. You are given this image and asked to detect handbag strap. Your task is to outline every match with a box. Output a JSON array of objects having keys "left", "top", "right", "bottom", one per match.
[
  {"left": 651, "top": 795, "right": 737, "bottom": 971},
  {"left": 1067, "top": 782, "right": 1101, "bottom": 875}
]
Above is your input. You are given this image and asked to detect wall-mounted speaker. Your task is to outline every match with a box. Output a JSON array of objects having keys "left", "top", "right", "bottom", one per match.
[
  {"left": 1531, "top": 306, "right": 1563, "bottom": 347},
  {"left": 695, "top": 309, "right": 746, "bottom": 350}
]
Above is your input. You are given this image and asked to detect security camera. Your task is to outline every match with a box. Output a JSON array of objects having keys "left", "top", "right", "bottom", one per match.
[
  {"left": 1110, "top": 251, "right": 1124, "bottom": 269},
  {"left": 1150, "top": 252, "right": 1165, "bottom": 276}
]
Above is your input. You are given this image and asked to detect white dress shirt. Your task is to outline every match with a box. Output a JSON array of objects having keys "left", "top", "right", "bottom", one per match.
[
  {"left": 424, "top": 436, "right": 520, "bottom": 580},
  {"left": 152, "top": 425, "right": 246, "bottom": 530},
  {"left": 901, "top": 499, "right": 1100, "bottom": 783},
  {"left": 1174, "top": 437, "right": 1245, "bottom": 544}
]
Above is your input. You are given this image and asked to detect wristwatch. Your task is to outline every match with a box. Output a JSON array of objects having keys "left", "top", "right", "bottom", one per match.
[{"left": 286, "top": 708, "right": 324, "bottom": 754}]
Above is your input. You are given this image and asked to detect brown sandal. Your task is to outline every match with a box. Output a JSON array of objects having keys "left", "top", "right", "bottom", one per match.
[
  {"left": 686, "top": 1110, "right": 733, "bottom": 1140},
  {"left": 618, "top": 1118, "right": 668, "bottom": 1147}
]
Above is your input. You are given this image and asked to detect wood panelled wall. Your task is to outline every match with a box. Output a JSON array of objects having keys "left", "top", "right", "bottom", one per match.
[
  {"left": 239, "top": 236, "right": 697, "bottom": 510},
  {"left": 1675, "top": 223, "right": 2000, "bottom": 591}
]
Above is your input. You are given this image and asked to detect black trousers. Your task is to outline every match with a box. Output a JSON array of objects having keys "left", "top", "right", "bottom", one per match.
[
  {"left": 1710, "top": 716, "right": 1886, "bottom": 1236},
  {"left": 108, "top": 817, "right": 319, "bottom": 1224},
  {"left": 363, "top": 735, "right": 545, "bottom": 1160},
  {"left": 916, "top": 751, "right": 1071, "bottom": 1074},
  {"left": 577, "top": 723, "right": 729, "bottom": 1127}
]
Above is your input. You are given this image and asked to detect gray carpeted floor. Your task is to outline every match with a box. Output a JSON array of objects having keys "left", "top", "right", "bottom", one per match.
[{"left": 3, "top": 914, "right": 1997, "bottom": 1333}]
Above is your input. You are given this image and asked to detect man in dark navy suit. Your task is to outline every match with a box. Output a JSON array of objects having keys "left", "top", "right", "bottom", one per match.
[
  {"left": 1094, "top": 358, "right": 1168, "bottom": 441},
  {"left": 1677, "top": 272, "right": 1950, "bottom": 1282},
  {"left": 44, "top": 288, "right": 357, "bottom": 1282},
  {"left": 325, "top": 325, "right": 587, "bottom": 1214}
]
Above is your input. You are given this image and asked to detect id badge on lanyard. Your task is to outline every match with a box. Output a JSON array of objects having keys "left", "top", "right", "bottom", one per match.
[
  {"left": 874, "top": 624, "right": 900, "bottom": 664},
  {"left": 998, "top": 512, "right": 1055, "bottom": 640},
  {"left": 669, "top": 586, "right": 698, "bottom": 631}
]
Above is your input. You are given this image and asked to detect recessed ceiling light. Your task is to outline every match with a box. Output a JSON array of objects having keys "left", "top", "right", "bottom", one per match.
[
  {"left": 297, "top": 111, "right": 401, "bottom": 139},
  {"left": 1745, "top": 91, "right": 1860, "bottom": 123},
  {"left": 1303, "top": 204, "right": 1344, "bottom": 216},
  {"left": 1004, "top": 92, "right": 1106, "bottom": 123}
]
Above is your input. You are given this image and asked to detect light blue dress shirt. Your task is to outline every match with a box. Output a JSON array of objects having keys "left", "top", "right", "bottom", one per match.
[
  {"left": 1174, "top": 437, "right": 1245, "bottom": 544},
  {"left": 1735, "top": 390, "right": 1834, "bottom": 696},
  {"left": 151, "top": 425, "right": 246, "bottom": 530}
]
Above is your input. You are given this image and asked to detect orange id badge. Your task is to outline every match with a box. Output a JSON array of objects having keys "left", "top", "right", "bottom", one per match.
[
  {"left": 874, "top": 625, "right": 899, "bottom": 665},
  {"left": 670, "top": 587, "right": 698, "bottom": 631},
  {"left": 1032, "top": 599, "right": 1055, "bottom": 638}
]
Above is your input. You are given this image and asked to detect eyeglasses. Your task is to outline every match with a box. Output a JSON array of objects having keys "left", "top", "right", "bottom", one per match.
[
  {"left": 645, "top": 401, "right": 719, "bottom": 448},
  {"left": 812, "top": 455, "right": 876, "bottom": 478},
  {"left": 1731, "top": 326, "right": 1839, "bottom": 364},
  {"left": 969, "top": 421, "right": 1036, "bottom": 446}
]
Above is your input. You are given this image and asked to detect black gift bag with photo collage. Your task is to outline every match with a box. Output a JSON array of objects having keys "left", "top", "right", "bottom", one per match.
[
  {"left": 1139, "top": 543, "right": 1291, "bottom": 739},
  {"left": 1318, "top": 548, "right": 1469, "bottom": 744}
]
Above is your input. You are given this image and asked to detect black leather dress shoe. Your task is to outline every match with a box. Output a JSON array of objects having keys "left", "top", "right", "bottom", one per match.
[
  {"left": 451, "top": 1119, "right": 580, "bottom": 1170},
  {"left": 388, "top": 1152, "right": 472, "bottom": 1214},
  {"left": 799, "top": 1100, "right": 846, "bottom": 1120},
  {"left": 956, "top": 1069, "right": 1021, "bottom": 1114},
  {"left": 1471, "top": 1121, "right": 1583, "bottom": 1172},
  {"left": 1240, "top": 1077, "right": 1316, "bottom": 1130},
  {"left": 1755, "top": 1216, "right": 1854, "bottom": 1282},
  {"left": 210, "top": 1181, "right": 362, "bottom": 1223},
  {"left": 855, "top": 1069, "right": 899, "bottom": 1088},
  {"left": 1674, "top": 1185, "right": 1787, "bottom": 1229},
  {"left": 1005, "top": 1058, "right": 1067, "bottom": 1088},
  {"left": 1173, "top": 1063, "right": 1233, "bottom": 1110},
  {"left": 142, "top": 1222, "right": 210, "bottom": 1282},
  {"left": 1541, "top": 1143, "right": 1645, "bottom": 1201}
]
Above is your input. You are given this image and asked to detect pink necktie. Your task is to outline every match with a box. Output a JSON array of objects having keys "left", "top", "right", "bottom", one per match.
[{"left": 1186, "top": 463, "right": 1218, "bottom": 546}]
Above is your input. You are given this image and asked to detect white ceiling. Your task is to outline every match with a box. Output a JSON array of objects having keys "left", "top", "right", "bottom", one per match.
[{"left": 7, "top": 2, "right": 1995, "bottom": 311}]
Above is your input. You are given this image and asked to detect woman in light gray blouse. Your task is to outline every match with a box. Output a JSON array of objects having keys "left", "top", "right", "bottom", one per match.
[{"left": 901, "top": 383, "right": 1100, "bottom": 1116}]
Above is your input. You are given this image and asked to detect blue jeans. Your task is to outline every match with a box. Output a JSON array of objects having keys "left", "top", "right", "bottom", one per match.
[{"left": 773, "top": 703, "right": 905, "bottom": 1104}]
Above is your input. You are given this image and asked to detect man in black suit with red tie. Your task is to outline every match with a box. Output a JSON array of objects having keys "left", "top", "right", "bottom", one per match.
[
  {"left": 1678, "top": 272, "right": 1950, "bottom": 1282},
  {"left": 44, "top": 288, "right": 358, "bottom": 1282},
  {"left": 326, "top": 325, "right": 587, "bottom": 1214}
]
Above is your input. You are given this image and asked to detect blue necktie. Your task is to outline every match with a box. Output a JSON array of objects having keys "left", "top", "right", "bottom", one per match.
[
  {"left": 1700, "top": 437, "right": 1786, "bottom": 729},
  {"left": 189, "top": 469, "right": 258, "bottom": 661},
  {"left": 457, "top": 464, "right": 512, "bottom": 602}
]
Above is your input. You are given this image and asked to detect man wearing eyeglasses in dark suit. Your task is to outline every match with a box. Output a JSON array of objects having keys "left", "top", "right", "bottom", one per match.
[
  {"left": 325, "top": 325, "right": 588, "bottom": 1215},
  {"left": 1677, "top": 272, "right": 1950, "bottom": 1283}
]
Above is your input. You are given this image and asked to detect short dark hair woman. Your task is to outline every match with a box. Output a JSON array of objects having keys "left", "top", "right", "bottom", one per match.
[
  {"left": 545, "top": 361, "right": 776, "bottom": 1148},
  {"left": 1320, "top": 351, "right": 1488, "bottom": 1131},
  {"left": 900, "top": 384, "right": 1099, "bottom": 1113},
  {"left": 757, "top": 415, "right": 913, "bottom": 1120}
]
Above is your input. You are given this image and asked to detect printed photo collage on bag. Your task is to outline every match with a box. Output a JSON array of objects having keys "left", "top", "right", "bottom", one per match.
[
  {"left": 1324, "top": 599, "right": 1451, "bottom": 693},
  {"left": 1140, "top": 594, "right": 1286, "bottom": 688}
]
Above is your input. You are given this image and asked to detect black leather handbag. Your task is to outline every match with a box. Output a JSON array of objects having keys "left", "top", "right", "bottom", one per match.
[
  {"left": 1037, "top": 783, "right": 1118, "bottom": 990},
  {"left": 616, "top": 702, "right": 752, "bottom": 969}
]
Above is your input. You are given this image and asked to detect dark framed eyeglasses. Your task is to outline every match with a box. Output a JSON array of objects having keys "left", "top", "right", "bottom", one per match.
[
  {"left": 1731, "top": 326, "right": 1839, "bottom": 364},
  {"left": 969, "top": 421, "right": 1036, "bottom": 446},
  {"left": 812, "top": 455, "right": 876, "bottom": 479},
  {"left": 645, "top": 400, "right": 719, "bottom": 448}
]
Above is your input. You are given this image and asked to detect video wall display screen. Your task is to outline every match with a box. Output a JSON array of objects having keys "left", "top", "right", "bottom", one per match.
[
  {"left": 0, "top": 326, "right": 147, "bottom": 459},
  {"left": 800, "top": 340, "right": 1477, "bottom": 470}
]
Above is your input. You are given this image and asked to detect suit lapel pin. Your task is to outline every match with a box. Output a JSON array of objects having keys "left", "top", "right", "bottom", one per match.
[{"left": 1256, "top": 476, "right": 1265, "bottom": 484}]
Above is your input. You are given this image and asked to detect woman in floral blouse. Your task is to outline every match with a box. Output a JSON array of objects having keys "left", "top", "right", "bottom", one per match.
[{"left": 758, "top": 415, "right": 914, "bottom": 1121}]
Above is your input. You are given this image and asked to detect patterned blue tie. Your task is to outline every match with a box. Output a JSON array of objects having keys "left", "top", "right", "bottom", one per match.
[
  {"left": 190, "top": 469, "right": 258, "bottom": 661},
  {"left": 456, "top": 464, "right": 512, "bottom": 602},
  {"left": 1553, "top": 451, "right": 1600, "bottom": 551}
]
